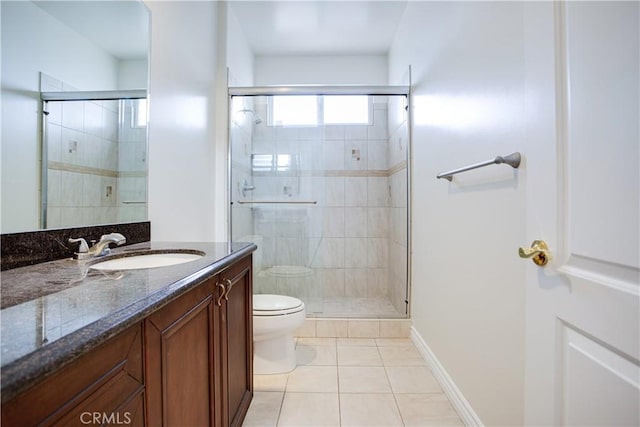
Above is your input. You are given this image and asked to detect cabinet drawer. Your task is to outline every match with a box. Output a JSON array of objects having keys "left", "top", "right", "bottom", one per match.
[
  {"left": 53, "top": 387, "right": 145, "bottom": 427},
  {"left": 1, "top": 324, "right": 144, "bottom": 426}
]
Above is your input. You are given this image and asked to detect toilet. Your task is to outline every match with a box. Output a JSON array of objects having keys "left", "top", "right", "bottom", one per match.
[{"left": 253, "top": 294, "right": 306, "bottom": 374}]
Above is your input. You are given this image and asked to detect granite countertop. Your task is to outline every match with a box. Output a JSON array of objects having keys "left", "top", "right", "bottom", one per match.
[{"left": 0, "top": 241, "right": 256, "bottom": 402}]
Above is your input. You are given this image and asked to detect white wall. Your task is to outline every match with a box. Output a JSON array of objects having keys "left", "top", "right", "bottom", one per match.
[
  {"left": 216, "top": 4, "right": 256, "bottom": 241},
  {"left": 0, "top": 1, "right": 119, "bottom": 233},
  {"left": 118, "top": 59, "right": 149, "bottom": 89},
  {"left": 255, "top": 55, "right": 387, "bottom": 85},
  {"left": 227, "top": 7, "right": 255, "bottom": 88},
  {"left": 389, "top": 2, "right": 527, "bottom": 426},
  {"left": 226, "top": 5, "right": 255, "bottom": 242},
  {"left": 146, "top": 1, "right": 220, "bottom": 241},
  {"left": 146, "top": 1, "right": 255, "bottom": 242}
]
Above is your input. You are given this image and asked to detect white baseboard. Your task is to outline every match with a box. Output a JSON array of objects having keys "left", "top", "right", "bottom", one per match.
[{"left": 410, "top": 326, "right": 484, "bottom": 427}]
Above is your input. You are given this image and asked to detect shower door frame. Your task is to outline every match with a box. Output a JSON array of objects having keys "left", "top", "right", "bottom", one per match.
[{"left": 227, "top": 84, "right": 413, "bottom": 317}]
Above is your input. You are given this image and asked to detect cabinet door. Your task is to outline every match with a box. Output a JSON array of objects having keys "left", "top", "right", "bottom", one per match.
[
  {"left": 145, "top": 279, "right": 221, "bottom": 427},
  {"left": 219, "top": 255, "right": 253, "bottom": 427}
]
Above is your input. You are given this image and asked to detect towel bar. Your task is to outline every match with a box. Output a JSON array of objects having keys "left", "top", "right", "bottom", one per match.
[{"left": 437, "top": 152, "right": 521, "bottom": 181}]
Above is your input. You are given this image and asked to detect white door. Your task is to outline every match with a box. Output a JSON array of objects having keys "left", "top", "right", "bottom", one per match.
[{"left": 523, "top": 2, "right": 639, "bottom": 426}]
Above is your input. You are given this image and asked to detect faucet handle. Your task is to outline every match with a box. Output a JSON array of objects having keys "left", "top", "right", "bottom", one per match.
[
  {"left": 68, "top": 238, "right": 90, "bottom": 259},
  {"left": 68, "top": 238, "right": 89, "bottom": 253}
]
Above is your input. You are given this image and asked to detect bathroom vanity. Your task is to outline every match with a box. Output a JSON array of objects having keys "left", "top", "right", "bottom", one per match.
[{"left": 0, "top": 241, "right": 255, "bottom": 427}]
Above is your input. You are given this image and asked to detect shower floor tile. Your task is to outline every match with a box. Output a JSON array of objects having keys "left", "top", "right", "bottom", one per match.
[{"left": 304, "top": 296, "right": 403, "bottom": 318}]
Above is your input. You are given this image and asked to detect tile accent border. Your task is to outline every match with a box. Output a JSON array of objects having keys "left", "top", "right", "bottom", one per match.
[
  {"left": 49, "top": 161, "right": 147, "bottom": 179},
  {"left": 295, "top": 318, "right": 411, "bottom": 338},
  {"left": 48, "top": 161, "right": 118, "bottom": 178},
  {"left": 235, "top": 161, "right": 408, "bottom": 180},
  {"left": 387, "top": 160, "right": 407, "bottom": 176},
  {"left": 410, "top": 326, "right": 484, "bottom": 427}
]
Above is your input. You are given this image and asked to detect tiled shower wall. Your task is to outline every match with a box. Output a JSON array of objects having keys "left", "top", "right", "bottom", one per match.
[
  {"left": 232, "top": 96, "right": 408, "bottom": 316},
  {"left": 44, "top": 75, "right": 147, "bottom": 228}
]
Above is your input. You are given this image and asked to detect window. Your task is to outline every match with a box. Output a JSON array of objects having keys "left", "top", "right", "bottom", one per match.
[
  {"left": 272, "top": 96, "right": 317, "bottom": 126},
  {"left": 323, "top": 95, "right": 370, "bottom": 125},
  {"left": 269, "top": 95, "right": 371, "bottom": 127},
  {"left": 133, "top": 98, "right": 148, "bottom": 128},
  {"left": 252, "top": 153, "right": 299, "bottom": 173}
]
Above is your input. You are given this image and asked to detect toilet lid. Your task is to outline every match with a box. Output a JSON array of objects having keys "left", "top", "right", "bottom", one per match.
[{"left": 253, "top": 294, "right": 305, "bottom": 316}]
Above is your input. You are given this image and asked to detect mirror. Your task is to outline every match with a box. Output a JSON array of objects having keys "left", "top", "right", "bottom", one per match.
[{"left": 1, "top": 1, "right": 150, "bottom": 233}]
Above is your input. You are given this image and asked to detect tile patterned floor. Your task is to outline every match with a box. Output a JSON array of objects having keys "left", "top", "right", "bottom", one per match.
[{"left": 242, "top": 338, "right": 464, "bottom": 427}]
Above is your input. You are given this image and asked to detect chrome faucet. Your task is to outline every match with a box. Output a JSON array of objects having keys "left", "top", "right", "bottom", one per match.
[{"left": 68, "top": 233, "right": 126, "bottom": 260}]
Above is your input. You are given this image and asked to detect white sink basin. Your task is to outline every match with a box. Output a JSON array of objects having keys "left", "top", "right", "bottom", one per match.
[{"left": 89, "top": 252, "right": 204, "bottom": 271}]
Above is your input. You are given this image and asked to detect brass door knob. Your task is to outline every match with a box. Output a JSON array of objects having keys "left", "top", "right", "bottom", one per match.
[{"left": 518, "top": 240, "right": 552, "bottom": 266}]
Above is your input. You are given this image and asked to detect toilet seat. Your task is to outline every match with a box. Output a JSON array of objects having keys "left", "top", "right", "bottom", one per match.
[{"left": 253, "top": 294, "right": 304, "bottom": 316}]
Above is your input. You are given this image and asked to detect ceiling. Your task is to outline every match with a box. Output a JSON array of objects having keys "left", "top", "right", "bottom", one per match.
[
  {"left": 33, "top": 1, "right": 149, "bottom": 60},
  {"left": 32, "top": 1, "right": 406, "bottom": 59},
  {"left": 229, "top": 1, "right": 409, "bottom": 56}
]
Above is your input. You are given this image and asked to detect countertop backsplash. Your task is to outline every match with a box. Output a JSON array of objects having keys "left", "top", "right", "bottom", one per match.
[{"left": 1, "top": 222, "right": 151, "bottom": 271}]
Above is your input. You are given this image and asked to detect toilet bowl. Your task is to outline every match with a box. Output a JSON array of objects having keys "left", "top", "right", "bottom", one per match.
[{"left": 253, "top": 294, "right": 306, "bottom": 374}]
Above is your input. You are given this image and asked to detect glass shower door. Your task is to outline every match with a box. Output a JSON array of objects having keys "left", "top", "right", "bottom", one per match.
[
  {"left": 229, "top": 92, "right": 410, "bottom": 319},
  {"left": 230, "top": 95, "right": 325, "bottom": 314}
]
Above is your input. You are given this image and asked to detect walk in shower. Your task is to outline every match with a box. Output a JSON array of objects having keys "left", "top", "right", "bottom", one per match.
[{"left": 229, "top": 86, "right": 410, "bottom": 318}]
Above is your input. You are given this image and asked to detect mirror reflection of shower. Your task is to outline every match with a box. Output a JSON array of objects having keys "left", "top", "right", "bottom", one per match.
[
  {"left": 41, "top": 74, "right": 148, "bottom": 229},
  {"left": 230, "top": 89, "right": 410, "bottom": 319}
]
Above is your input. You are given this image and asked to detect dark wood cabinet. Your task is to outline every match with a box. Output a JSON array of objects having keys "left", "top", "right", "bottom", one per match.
[
  {"left": 218, "top": 258, "right": 253, "bottom": 427},
  {"left": 144, "top": 253, "right": 253, "bottom": 427},
  {"left": 2, "top": 253, "right": 253, "bottom": 427},
  {"left": 1, "top": 324, "right": 144, "bottom": 427},
  {"left": 145, "top": 278, "right": 221, "bottom": 427}
]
